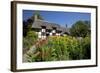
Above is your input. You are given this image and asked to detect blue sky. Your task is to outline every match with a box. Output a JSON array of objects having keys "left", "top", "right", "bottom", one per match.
[{"left": 23, "top": 10, "right": 91, "bottom": 27}]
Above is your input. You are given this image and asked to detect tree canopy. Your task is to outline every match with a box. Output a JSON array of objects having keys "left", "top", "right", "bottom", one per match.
[{"left": 70, "top": 20, "right": 90, "bottom": 37}]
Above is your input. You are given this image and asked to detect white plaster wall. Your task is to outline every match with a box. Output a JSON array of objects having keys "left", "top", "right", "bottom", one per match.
[{"left": 0, "top": 0, "right": 99, "bottom": 73}]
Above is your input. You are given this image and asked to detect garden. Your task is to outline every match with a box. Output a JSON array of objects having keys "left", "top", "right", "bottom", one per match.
[
  {"left": 23, "top": 12, "right": 91, "bottom": 62},
  {"left": 23, "top": 34, "right": 91, "bottom": 62}
]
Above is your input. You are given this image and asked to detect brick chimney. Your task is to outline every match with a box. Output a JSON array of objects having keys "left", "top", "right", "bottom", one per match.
[{"left": 34, "top": 14, "right": 38, "bottom": 21}]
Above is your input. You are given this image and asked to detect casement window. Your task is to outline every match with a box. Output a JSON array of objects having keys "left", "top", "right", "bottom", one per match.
[
  {"left": 41, "top": 26, "right": 46, "bottom": 32},
  {"left": 41, "top": 29, "right": 46, "bottom": 32},
  {"left": 50, "top": 32, "right": 52, "bottom": 36},
  {"left": 52, "top": 30, "right": 56, "bottom": 33},
  {"left": 52, "top": 27, "right": 56, "bottom": 33}
]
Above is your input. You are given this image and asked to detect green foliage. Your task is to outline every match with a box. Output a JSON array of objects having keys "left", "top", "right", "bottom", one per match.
[
  {"left": 81, "top": 36, "right": 91, "bottom": 59},
  {"left": 26, "top": 31, "right": 38, "bottom": 44},
  {"left": 23, "top": 19, "right": 33, "bottom": 37},
  {"left": 23, "top": 31, "right": 38, "bottom": 53},
  {"left": 47, "top": 36, "right": 71, "bottom": 60},
  {"left": 27, "top": 36, "right": 91, "bottom": 62},
  {"left": 70, "top": 21, "right": 90, "bottom": 37},
  {"left": 23, "top": 37, "right": 31, "bottom": 49}
]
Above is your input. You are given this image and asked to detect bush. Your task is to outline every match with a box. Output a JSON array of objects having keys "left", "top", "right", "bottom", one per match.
[
  {"left": 81, "top": 36, "right": 91, "bottom": 59},
  {"left": 26, "top": 31, "right": 38, "bottom": 44},
  {"left": 23, "top": 31, "right": 38, "bottom": 54}
]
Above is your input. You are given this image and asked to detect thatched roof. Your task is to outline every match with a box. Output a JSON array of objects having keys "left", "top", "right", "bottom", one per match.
[{"left": 32, "top": 19, "right": 70, "bottom": 34}]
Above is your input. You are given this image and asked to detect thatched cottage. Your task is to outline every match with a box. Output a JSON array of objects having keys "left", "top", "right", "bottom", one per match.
[{"left": 32, "top": 14, "right": 70, "bottom": 39}]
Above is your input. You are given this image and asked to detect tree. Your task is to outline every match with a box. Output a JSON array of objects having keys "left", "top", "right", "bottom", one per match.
[
  {"left": 70, "top": 21, "right": 89, "bottom": 37},
  {"left": 84, "top": 21, "right": 90, "bottom": 28},
  {"left": 23, "top": 18, "right": 33, "bottom": 37},
  {"left": 23, "top": 20, "right": 28, "bottom": 37}
]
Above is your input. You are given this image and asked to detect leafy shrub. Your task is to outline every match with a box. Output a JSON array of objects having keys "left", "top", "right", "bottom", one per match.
[
  {"left": 26, "top": 31, "right": 38, "bottom": 45},
  {"left": 23, "top": 31, "right": 38, "bottom": 54},
  {"left": 81, "top": 36, "right": 91, "bottom": 59}
]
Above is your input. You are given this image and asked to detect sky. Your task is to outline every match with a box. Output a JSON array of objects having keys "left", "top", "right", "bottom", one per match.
[{"left": 23, "top": 10, "right": 91, "bottom": 27}]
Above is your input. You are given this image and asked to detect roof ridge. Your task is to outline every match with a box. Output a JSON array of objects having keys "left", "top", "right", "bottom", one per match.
[{"left": 36, "top": 19, "right": 60, "bottom": 26}]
